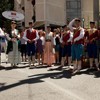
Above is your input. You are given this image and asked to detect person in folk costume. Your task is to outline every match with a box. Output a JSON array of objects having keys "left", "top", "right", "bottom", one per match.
[
  {"left": 2, "top": 28, "right": 8, "bottom": 63},
  {"left": 54, "top": 28, "right": 61, "bottom": 64},
  {"left": 68, "top": 18, "right": 85, "bottom": 74},
  {"left": 58, "top": 25, "right": 67, "bottom": 69},
  {"left": 20, "top": 28, "right": 27, "bottom": 62},
  {"left": 85, "top": 22, "right": 100, "bottom": 71},
  {"left": 64, "top": 27, "right": 73, "bottom": 68},
  {"left": 43, "top": 25, "right": 56, "bottom": 67},
  {"left": 36, "top": 30, "right": 45, "bottom": 65},
  {"left": 0, "top": 28, "right": 5, "bottom": 66},
  {"left": 23, "top": 21, "right": 39, "bottom": 69},
  {"left": 1, "top": 28, "right": 7, "bottom": 54},
  {"left": 6, "top": 21, "right": 21, "bottom": 67},
  {"left": 98, "top": 27, "right": 100, "bottom": 61},
  {"left": 59, "top": 25, "right": 73, "bottom": 69}
]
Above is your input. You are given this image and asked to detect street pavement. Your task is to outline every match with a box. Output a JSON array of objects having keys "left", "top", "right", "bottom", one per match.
[{"left": 0, "top": 53, "right": 100, "bottom": 100}]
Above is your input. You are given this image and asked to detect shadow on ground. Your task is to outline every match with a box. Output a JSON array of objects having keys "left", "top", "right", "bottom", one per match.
[
  {"left": 0, "top": 69, "right": 72, "bottom": 92},
  {"left": 0, "top": 65, "right": 99, "bottom": 92}
]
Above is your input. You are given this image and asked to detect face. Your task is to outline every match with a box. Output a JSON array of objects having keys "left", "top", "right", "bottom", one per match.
[
  {"left": 39, "top": 31, "right": 43, "bottom": 37},
  {"left": 29, "top": 23, "right": 33, "bottom": 28},
  {"left": 63, "top": 26, "right": 68, "bottom": 31},
  {"left": 47, "top": 27, "right": 51, "bottom": 32},
  {"left": 11, "top": 23, "right": 16, "bottom": 29},
  {"left": 57, "top": 28, "right": 60, "bottom": 33},
  {"left": 75, "top": 21, "right": 81, "bottom": 28},
  {"left": 90, "top": 23, "right": 95, "bottom": 28}
]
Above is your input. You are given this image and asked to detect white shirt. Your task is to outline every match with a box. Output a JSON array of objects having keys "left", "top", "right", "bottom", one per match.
[
  {"left": 0, "top": 28, "right": 4, "bottom": 36},
  {"left": 11, "top": 29, "right": 19, "bottom": 37},
  {"left": 67, "top": 31, "right": 73, "bottom": 42},
  {"left": 45, "top": 32, "right": 56, "bottom": 45},
  {"left": 68, "top": 19, "right": 85, "bottom": 42},
  {"left": 40, "top": 36, "right": 45, "bottom": 45}
]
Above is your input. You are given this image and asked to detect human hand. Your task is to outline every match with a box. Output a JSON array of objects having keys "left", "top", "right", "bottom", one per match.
[
  {"left": 28, "top": 39, "right": 31, "bottom": 43},
  {"left": 31, "top": 39, "right": 35, "bottom": 43}
]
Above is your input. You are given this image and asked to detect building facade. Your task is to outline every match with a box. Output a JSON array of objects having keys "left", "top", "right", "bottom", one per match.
[{"left": 14, "top": 0, "right": 100, "bottom": 28}]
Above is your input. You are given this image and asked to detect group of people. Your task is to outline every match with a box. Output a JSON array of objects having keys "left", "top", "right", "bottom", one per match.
[{"left": 0, "top": 18, "right": 100, "bottom": 75}]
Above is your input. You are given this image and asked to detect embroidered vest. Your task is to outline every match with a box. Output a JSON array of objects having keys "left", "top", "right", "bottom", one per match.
[{"left": 26, "top": 29, "right": 36, "bottom": 40}]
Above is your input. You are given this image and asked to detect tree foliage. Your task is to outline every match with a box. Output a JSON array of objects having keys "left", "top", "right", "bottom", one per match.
[{"left": 0, "top": 0, "right": 14, "bottom": 30}]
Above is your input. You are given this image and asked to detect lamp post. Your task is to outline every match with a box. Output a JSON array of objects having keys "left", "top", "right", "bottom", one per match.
[
  {"left": 82, "top": 18, "right": 85, "bottom": 28},
  {"left": 99, "top": 12, "right": 100, "bottom": 27}
]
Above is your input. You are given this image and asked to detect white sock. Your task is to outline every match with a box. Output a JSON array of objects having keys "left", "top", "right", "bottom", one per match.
[
  {"left": 61, "top": 57, "right": 65, "bottom": 66},
  {"left": 28, "top": 56, "right": 31, "bottom": 67},
  {"left": 95, "top": 59, "right": 99, "bottom": 68},
  {"left": 89, "top": 58, "right": 93, "bottom": 68},
  {"left": 68, "top": 57, "right": 72, "bottom": 66},
  {"left": 77, "top": 61, "right": 82, "bottom": 70},
  {"left": 32, "top": 56, "right": 35, "bottom": 65}
]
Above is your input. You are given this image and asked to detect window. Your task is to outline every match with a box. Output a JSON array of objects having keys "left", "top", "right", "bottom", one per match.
[
  {"left": 66, "top": 0, "right": 81, "bottom": 9},
  {"left": 66, "top": 0, "right": 81, "bottom": 21}
]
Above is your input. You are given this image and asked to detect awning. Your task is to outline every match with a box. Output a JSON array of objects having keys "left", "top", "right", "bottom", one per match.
[
  {"left": 34, "top": 21, "right": 44, "bottom": 28},
  {"left": 34, "top": 21, "right": 62, "bottom": 29}
]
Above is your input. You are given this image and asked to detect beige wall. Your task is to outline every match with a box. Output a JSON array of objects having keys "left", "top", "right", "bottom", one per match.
[
  {"left": 24, "top": 0, "right": 33, "bottom": 27},
  {"left": 46, "top": 0, "right": 66, "bottom": 25},
  {"left": 35, "top": 0, "right": 45, "bottom": 21},
  {"left": 15, "top": 0, "right": 98, "bottom": 28},
  {"left": 99, "top": 0, "right": 100, "bottom": 12},
  {"left": 81, "top": 0, "right": 94, "bottom": 28},
  {"left": 14, "top": 0, "right": 23, "bottom": 13},
  {"left": 35, "top": 0, "right": 66, "bottom": 26}
]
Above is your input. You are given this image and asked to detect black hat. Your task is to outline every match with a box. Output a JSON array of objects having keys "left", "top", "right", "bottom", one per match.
[
  {"left": 11, "top": 21, "right": 16, "bottom": 24},
  {"left": 62, "top": 25, "right": 67, "bottom": 28},
  {"left": 29, "top": 21, "right": 33, "bottom": 25},
  {"left": 98, "top": 27, "right": 100, "bottom": 30},
  {"left": 90, "top": 21, "right": 95, "bottom": 24},
  {"left": 47, "top": 25, "right": 51, "bottom": 28}
]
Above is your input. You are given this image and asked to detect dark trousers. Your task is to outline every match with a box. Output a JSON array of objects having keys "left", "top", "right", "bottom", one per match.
[
  {"left": 87, "top": 43, "right": 97, "bottom": 58},
  {"left": 27, "top": 43, "right": 36, "bottom": 56}
]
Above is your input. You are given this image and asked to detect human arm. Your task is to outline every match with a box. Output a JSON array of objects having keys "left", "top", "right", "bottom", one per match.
[
  {"left": 74, "top": 28, "right": 85, "bottom": 42},
  {"left": 23, "top": 30, "right": 31, "bottom": 41},
  {"left": 68, "top": 19, "right": 76, "bottom": 32},
  {"left": 67, "top": 32, "right": 73, "bottom": 42},
  {"left": 33, "top": 30, "right": 39, "bottom": 41}
]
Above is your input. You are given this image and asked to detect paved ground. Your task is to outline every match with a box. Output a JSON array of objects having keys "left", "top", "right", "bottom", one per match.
[{"left": 0, "top": 53, "right": 100, "bottom": 100}]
